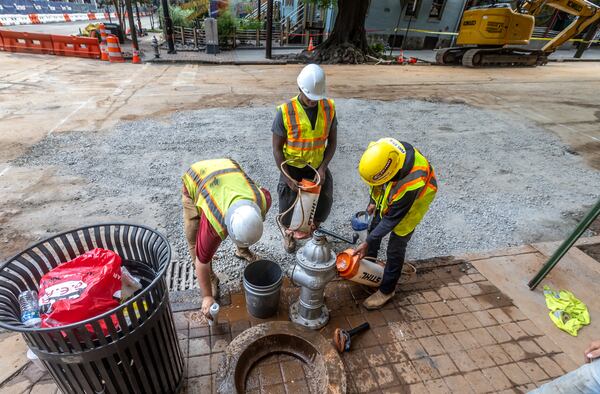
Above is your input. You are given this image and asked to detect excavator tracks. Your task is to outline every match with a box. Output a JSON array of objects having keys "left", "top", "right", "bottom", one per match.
[{"left": 435, "top": 47, "right": 548, "bottom": 67}]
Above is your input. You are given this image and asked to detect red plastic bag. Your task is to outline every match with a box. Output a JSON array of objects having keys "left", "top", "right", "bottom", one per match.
[{"left": 39, "top": 248, "right": 122, "bottom": 332}]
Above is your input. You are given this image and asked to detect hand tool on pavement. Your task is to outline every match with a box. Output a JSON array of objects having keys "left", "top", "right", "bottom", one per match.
[{"left": 333, "top": 322, "right": 370, "bottom": 353}]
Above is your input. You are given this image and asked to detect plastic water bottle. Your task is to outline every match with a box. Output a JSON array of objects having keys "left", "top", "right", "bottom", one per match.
[
  {"left": 208, "top": 303, "right": 220, "bottom": 326},
  {"left": 19, "top": 290, "right": 41, "bottom": 327}
]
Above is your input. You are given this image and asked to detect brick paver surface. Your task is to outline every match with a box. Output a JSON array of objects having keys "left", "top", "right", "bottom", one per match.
[
  {"left": 19, "top": 258, "right": 572, "bottom": 394},
  {"left": 171, "top": 258, "right": 572, "bottom": 393}
]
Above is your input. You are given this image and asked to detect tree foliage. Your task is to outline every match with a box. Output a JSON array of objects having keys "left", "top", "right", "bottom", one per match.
[{"left": 180, "top": 0, "right": 210, "bottom": 21}]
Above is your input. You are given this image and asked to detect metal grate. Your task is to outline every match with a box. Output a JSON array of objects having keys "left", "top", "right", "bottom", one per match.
[{"left": 166, "top": 259, "right": 198, "bottom": 292}]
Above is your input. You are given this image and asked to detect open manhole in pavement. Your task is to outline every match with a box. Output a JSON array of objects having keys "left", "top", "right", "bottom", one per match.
[
  {"left": 166, "top": 259, "right": 198, "bottom": 291},
  {"left": 216, "top": 321, "right": 346, "bottom": 394},
  {"left": 245, "top": 353, "right": 317, "bottom": 392}
]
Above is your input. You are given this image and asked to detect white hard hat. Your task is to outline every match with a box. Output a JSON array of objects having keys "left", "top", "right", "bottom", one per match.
[
  {"left": 297, "top": 64, "right": 326, "bottom": 101},
  {"left": 225, "top": 200, "right": 263, "bottom": 247}
]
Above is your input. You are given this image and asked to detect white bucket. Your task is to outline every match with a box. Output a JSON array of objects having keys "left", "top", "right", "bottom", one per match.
[{"left": 289, "top": 179, "right": 320, "bottom": 233}]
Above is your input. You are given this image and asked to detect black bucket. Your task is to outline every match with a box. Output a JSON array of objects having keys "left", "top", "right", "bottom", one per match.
[{"left": 243, "top": 260, "right": 283, "bottom": 319}]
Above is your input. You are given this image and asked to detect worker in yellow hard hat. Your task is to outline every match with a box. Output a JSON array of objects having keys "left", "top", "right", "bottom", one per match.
[{"left": 353, "top": 138, "right": 438, "bottom": 309}]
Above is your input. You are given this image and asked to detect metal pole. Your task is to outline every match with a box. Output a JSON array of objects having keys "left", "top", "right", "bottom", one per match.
[
  {"left": 265, "top": 0, "right": 273, "bottom": 58},
  {"left": 574, "top": 20, "right": 600, "bottom": 59},
  {"left": 257, "top": 0, "right": 261, "bottom": 23},
  {"left": 134, "top": 1, "right": 142, "bottom": 33},
  {"left": 124, "top": 0, "right": 139, "bottom": 51},
  {"left": 401, "top": 0, "right": 417, "bottom": 52},
  {"left": 543, "top": 10, "right": 559, "bottom": 38},
  {"left": 528, "top": 198, "right": 600, "bottom": 290},
  {"left": 161, "top": 0, "right": 175, "bottom": 53},
  {"left": 389, "top": 0, "right": 404, "bottom": 56}
]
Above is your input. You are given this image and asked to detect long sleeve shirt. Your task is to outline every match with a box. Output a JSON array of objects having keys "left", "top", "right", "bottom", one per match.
[
  {"left": 366, "top": 141, "right": 418, "bottom": 243},
  {"left": 366, "top": 189, "right": 419, "bottom": 244}
]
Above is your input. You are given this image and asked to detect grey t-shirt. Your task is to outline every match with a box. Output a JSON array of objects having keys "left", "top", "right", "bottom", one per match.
[{"left": 271, "top": 100, "right": 338, "bottom": 137}]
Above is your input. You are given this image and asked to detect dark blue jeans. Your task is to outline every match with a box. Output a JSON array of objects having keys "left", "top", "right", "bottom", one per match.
[{"left": 367, "top": 214, "right": 413, "bottom": 295}]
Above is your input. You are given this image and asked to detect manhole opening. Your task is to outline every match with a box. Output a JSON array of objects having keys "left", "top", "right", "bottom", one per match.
[
  {"left": 166, "top": 259, "right": 198, "bottom": 291},
  {"left": 235, "top": 334, "right": 325, "bottom": 393},
  {"left": 245, "top": 352, "right": 312, "bottom": 390}
]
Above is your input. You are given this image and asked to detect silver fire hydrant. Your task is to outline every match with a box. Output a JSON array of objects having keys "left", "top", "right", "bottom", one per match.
[{"left": 289, "top": 230, "right": 337, "bottom": 330}]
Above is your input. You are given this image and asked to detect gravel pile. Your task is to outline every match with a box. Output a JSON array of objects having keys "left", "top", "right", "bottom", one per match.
[{"left": 12, "top": 99, "right": 600, "bottom": 293}]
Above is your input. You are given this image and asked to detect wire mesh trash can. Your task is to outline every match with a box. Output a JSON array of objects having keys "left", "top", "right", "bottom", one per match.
[{"left": 0, "top": 224, "right": 184, "bottom": 394}]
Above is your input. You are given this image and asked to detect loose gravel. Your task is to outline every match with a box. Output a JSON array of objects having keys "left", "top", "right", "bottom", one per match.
[{"left": 11, "top": 99, "right": 600, "bottom": 293}]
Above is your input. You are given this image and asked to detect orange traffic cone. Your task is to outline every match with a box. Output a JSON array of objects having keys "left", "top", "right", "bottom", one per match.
[
  {"left": 397, "top": 49, "right": 405, "bottom": 64},
  {"left": 132, "top": 49, "right": 142, "bottom": 64},
  {"left": 106, "top": 34, "right": 125, "bottom": 63},
  {"left": 307, "top": 36, "right": 315, "bottom": 52},
  {"left": 100, "top": 42, "right": 109, "bottom": 61},
  {"left": 99, "top": 23, "right": 109, "bottom": 61}
]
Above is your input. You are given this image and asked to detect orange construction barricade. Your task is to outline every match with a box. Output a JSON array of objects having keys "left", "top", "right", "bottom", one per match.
[
  {"left": 99, "top": 23, "right": 109, "bottom": 61},
  {"left": 51, "top": 35, "right": 101, "bottom": 59},
  {"left": 0, "top": 30, "right": 54, "bottom": 54},
  {"left": 106, "top": 34, "right": 124, "bottom": 63},
  {"left": 28, "top": 14, "right": 41, "bottom": 24}
]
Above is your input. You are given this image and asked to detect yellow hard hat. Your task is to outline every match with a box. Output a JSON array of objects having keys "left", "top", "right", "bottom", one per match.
[{"left": 358, "top": 138, "right": 406, "bottom": 186}]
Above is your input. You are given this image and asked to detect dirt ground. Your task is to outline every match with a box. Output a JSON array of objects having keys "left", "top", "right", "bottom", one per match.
[{"left": 1, "top": 54, "right": 600, "bottom": 281}]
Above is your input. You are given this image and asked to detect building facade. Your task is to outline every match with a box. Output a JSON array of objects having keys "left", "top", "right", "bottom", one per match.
[{"left": 365, "top": 0, "right": 468, "bottom": 49}]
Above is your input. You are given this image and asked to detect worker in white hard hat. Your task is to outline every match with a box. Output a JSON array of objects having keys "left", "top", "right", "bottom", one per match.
[
  {"left": 272, "top": 64, "right": 337, "bottom": 253},
  {"left": 181, "top": 158, "right": 271, "bottom": 319},
  {"left": 353, "top": 138, "right": 437, "bottom": 309}
]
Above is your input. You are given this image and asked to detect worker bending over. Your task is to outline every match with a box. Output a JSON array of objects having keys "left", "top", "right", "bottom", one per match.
[
  {"left": 272, "top": 64, "right": 338, "bottom": 253},
  {"left": 353, "top": 138, "right": 437, "bottom": 309},
  {"left": 181, "top": 158, "right": 271, "bottom": 318}
]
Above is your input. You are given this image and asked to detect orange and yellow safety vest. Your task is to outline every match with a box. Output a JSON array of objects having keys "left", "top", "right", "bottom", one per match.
[
  {"left": 370, "top": 147, "right": 438, "bottom": 236},
  {"left": 182, "top": 159, "right": 268, "bottom": 240},
  {"left": 278, "top": 96, "right": 335, "bottom": 168}
]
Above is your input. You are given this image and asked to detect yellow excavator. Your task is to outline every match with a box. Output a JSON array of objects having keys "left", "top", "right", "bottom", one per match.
[{"left": 436, "top": 0, "right": 600, "bottom": 66}]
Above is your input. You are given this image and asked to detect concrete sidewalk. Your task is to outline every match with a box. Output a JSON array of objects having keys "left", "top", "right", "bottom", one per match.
[{"left": 142, "top": 43, "right": 600, "bottom": 65}]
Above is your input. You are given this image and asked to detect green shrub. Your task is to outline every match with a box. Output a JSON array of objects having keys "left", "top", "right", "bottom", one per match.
[
  {"left": 238, "top": 17, "right": 262, "bottom": 30},
  {"left": 217, "top": 10, "right": 236, "bottom": 37},
  {"left": 157, "top": 5, "right": 194, "bottom": 28},
  {"left": 369, "top": 42, "right": 385, "bottom": 55}
]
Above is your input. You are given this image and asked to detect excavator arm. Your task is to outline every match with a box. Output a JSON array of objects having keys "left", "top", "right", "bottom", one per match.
[{"left": 522, "top": 0, "right": 600, "bottom": 52}]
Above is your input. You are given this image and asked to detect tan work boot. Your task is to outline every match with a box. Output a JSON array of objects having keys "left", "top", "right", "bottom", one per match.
[
  {"left": 234, "top": 246, "right": 256, "bottom": 262},
  {"left": 363, "top": 290, "right": 395, "bottom": 310},
  {"left": 283, "top": 232, "right": 297, "bottom": 254}
]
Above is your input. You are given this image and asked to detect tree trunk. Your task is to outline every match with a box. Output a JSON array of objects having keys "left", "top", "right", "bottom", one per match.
[{"left": 304, "top": 0, "right": 372, "bottom": 64}]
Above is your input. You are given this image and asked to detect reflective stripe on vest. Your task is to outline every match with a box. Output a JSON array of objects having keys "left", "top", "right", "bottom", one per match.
[
  {"left": 278, "top": 96, "right": 335, "bottom": 168},
  {"left": 370, "top": 149, "right": 438, "bottom": 236},
  {"left": 182, "top": 159, "right": 267, "bottom": 240}
]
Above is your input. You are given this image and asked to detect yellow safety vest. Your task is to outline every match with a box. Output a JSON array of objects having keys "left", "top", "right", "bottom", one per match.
[
  {"left": 370, "top": 147, "right": 437, "bottom": 236},
  {"left": 182, "top": 158, "right": 268, "bottom": 240},
  {"left": 278, "top": 96, "right": 335, "bottom": 169}
]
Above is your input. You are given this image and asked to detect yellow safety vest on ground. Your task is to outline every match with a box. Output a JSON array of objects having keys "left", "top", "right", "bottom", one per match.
[
  {"left": 370, "top": 148, "right": 437, "bottom": 236},
  {"left": 278, "top": 96, "right": 335, "bottom": 169},
  {"left": 182, "top": 158, "right": 268, "bottom": 240},
  {"left": 543, "top": 286, "right": 590, "bottom": 336}
]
